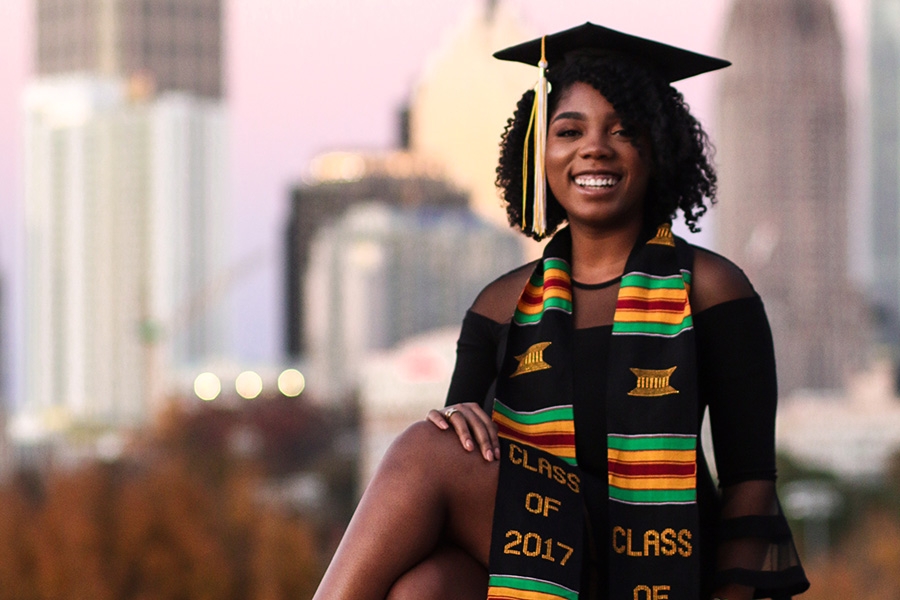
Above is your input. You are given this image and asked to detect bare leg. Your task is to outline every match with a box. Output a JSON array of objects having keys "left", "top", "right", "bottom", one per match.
[
  {"left": 386, "top": 543, "right": 488, "bottom": 600},
  {"left": 313, "top": 421, "right": 498, "bottom": 600}
]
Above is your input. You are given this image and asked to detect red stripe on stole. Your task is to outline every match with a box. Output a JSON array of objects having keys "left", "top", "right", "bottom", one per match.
[
  {"left": 543, "top": 275, "right": 570, "bottom": 289},
  {"left": 608, "top": 460, "right": 696, "bottom": 477},
  {"left": 496, "top": 422, "right": 574, "bottom": 448},
  {"left": 616, "top": 298, "right": 686, "bottom": 312},
  {"left": 518, "top": 296, "right": 544, "bottom": 306},
  {"left": 518, "top": 293, "right": 545, "bottom": 306}
]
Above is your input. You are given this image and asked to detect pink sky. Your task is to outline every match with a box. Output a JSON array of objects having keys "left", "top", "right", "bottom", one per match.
[{"left": 0, "top": 0, "right": 869, "bottom": 370}]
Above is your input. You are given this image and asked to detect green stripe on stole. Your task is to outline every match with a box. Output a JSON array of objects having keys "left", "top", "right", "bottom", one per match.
[{"left": 493, "top": 401, "right": 574, "bottom": 425}]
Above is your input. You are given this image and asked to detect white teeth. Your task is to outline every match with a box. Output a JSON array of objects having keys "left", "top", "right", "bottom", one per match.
[{"left": 574, "top": 174, "right": 619, "bottom": 188}]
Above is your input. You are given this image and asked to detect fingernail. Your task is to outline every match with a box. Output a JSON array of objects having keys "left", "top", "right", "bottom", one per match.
[
  {"left": 438, "top": 422, "right": 448, "bottom": 430},
  {"left": 484, "top": 449, "right": 493, "bottom": 461},
  {"left": 465, "top": 440, "right": 473, "bottom": 451}
]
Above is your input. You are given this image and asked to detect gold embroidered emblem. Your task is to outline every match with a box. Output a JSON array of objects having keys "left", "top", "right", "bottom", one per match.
[
  {"left": 647, "top": 223, "right": 676, "bottom": 247},
  {"left": 510, "top": 342, "right": 552, "bottom": 378},
  {"left": 628, "top": 367, "right": 679, "bottom": 397}
]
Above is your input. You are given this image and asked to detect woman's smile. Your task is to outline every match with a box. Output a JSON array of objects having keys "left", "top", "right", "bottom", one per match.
[
  {"left": 545, "top": 82, "right": 652, "bottom": 231},
  {"left": 572, "top": 172, "right": 621, "bottom": 189}
]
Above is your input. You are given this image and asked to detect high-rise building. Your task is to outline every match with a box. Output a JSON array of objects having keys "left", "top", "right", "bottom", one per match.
[
  {"left": 16, "top": 0, "right": 226, "bottom": 439},
  {"left": 36, "top": 0, "right": 222, "bottom": 98},
  {"left": 408, "top": 1, "right": 532, "bottom": 227},
  {"left": 303, "top": 202, "right": 523, "bottom": 401},
  {"left": 869, "top": 0, "right": 900, "bottom": 355},
  {"left": 716, "top": 0, "right": 867, "bottom": 395},
  {"left": 284, "top": 151, "right": 469, "bottom": 358},
  {"left": 19, "top": 76, "right": 227, "bottom": 433}
]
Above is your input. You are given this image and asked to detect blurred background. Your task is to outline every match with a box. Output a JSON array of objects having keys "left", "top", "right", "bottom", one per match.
[{"left": 0, "top": 0, "right": 897, "bottom": 597}]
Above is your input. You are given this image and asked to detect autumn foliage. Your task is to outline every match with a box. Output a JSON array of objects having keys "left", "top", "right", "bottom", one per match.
[
  {"left": 0, "top": 396, "right": 356, "bottom": 600},
  {"left": 782, "top": 451, "right": 900, "bottom": 599}
]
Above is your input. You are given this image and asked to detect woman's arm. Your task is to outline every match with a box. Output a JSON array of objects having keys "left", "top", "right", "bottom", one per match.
[
  {"left": 428, "top": 263, "right": 534, "bottom": 461},
  {"left": 693, "top": 250, "right": 809, "bottom": 599}
]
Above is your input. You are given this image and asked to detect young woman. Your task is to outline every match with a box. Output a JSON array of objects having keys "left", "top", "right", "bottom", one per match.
[{"left": 313, "top": 23, "right": 809, "bottom": 600}]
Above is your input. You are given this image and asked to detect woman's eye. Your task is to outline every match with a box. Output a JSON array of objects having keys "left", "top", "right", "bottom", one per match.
[
  {"left": 611, "top": 128, "right": 633, "bottom": 137},
  {"left": 555, "top": 128, "right": 580, "bottom": 138}
]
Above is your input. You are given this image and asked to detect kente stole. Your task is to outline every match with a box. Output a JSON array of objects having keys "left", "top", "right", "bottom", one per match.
[{"left": 487, "top": 225, "right": 699, "bottom": 600}]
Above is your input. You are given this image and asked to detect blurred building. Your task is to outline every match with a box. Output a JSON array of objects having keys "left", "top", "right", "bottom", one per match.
[
  {"left": 716, "top": 0, "right": 867, "bottom": 396},
  {"left": 358, "top": 327, "right": 459, "bottom": 488},
  {"left": 869, "top": 0, "right": 900, "bottom": 360},
  {"left": 36, "top": 0, "right": 222, "bottom": 98},
  {"left": 303, "top": 201, "right": 523, "bottom": 402},
  {"left": 17, "top": 0, "right": 226, "bottom": 441},
  {"left": 17, "top": 76, "right": 227, "bottom": 436},
  {"left": 777, "top": 358, "right": 900, "bottom": 483},
  {"left": 285, "top": 151, "right": 468, "bottom": 357},
  {"left": 407, "top": 0, "right": 533, "bottom": 228}
]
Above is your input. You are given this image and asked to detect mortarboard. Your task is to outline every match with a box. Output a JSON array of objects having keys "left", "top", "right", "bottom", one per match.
[
  {"left": 494, "top": 22, "right": 729, "bottom": 236},
  {"left": 494, "top": 22, "right": 730, "bottom": 83}
]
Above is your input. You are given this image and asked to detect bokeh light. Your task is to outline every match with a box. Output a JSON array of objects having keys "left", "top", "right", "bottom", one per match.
[
  {"left": 278, "top": 369, "right": 306, "bottom": 397},
  {"left": 235, "top": 370, "right": 263, "bottom": 399},
  {"left": 194, "top": 372, "right": 221, "bottom": 401}
]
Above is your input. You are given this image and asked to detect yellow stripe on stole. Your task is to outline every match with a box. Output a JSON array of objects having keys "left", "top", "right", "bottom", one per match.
[
  {"left": 493, "top": 413, "right": 576, "bottom": 435},
  {"left": 516, "top": 287, "right": 575, "bottom": 315},
  {"left": 543, "top": 267, "right": 571, "bottom": 282},
  {"left": 499, "top": 433, "right": 577, "bottom": 459},
  {"left": 614, "top": 310, "right": 690, "bottom": 324},
  {"left": 488, "top": 587, "right": 570, "bottom": 600},
  {"left": 617, "top": 287, "right": 688, "bottom": 301},
  {"left": 608, "top": 474, "right": 696, "bottom": 490},
  {"left": 607, "top": 449, "right": 696, "bottom": 463}
]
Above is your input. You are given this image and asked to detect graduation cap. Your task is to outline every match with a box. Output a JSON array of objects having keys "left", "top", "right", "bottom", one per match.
[
  {"left": 494, "top": 22, "right": 730, "bottom": 83},
  {"left": 495, "top": 23, "right": 729, "bottom": 236}
]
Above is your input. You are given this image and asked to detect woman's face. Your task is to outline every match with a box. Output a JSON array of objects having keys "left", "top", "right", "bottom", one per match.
[{"left": 545, "top": 81, "right": 652, "bottom": 233}]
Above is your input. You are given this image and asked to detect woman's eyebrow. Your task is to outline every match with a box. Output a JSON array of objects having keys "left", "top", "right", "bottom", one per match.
[{"left": 551, "top": 111, "right": 585, "bottom": 123}]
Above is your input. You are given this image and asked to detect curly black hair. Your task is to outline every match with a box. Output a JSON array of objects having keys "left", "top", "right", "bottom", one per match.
[{"left": 496, "top": 52, "right": 717, "bottom": 240}]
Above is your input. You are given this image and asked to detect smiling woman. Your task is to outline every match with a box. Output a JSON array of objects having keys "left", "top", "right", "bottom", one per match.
[
  {"left": 313, "top": 22, "right": 809, "bottom": 600},
  {"left": 544, "top": 83, "right": 652, "bottom": 259}
]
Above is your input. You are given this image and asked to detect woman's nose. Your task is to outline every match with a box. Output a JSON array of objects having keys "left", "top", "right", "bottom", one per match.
[{"left": 579, "top": 130, "right": 614, "bottom": 159}]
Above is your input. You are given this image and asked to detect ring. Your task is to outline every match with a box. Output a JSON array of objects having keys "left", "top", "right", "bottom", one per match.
[{"left": 444, "top": 407, "right": 459, "bottom": 420}]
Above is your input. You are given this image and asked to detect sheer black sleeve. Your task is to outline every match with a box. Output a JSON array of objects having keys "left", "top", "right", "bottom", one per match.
[
  {"left": 445, "top": 310, "right": 507, "bottom": 413},
  {"left": 695, "top": 297, "right": 810, "bottom": 599}
]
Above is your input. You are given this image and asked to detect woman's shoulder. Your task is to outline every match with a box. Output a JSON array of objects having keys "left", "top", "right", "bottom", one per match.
[
  {"left": 689, "top": 245, "right": 756, "bottom": 313},
  {"left": 469, "top": 260, "right": 539, "bottom": 324}
]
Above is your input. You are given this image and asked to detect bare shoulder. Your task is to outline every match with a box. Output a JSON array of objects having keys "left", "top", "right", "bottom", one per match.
[
  {"left": 691, "top": 246, "right": 756, "bottom": 312},
  {"left": 470, "top": 260, "right": 538, "bottom": 324}
]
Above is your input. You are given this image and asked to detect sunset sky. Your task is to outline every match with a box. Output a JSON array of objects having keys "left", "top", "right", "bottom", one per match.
[{"left": 0, "top": 0, "right": 869, "bottom": 390}]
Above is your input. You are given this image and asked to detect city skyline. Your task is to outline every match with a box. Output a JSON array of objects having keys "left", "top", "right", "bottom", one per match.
[{"left": 0, "top": 0, "right": 872, "bottom": 407}]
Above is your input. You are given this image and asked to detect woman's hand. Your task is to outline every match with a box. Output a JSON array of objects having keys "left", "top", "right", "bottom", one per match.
[{"left": 426, "top": 403, "right": 501, "bottom": 461}]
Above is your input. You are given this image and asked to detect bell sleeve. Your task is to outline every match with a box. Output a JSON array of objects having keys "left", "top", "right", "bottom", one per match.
[{"left": 695, "top": 296, "right": 810, "bottom": 599}]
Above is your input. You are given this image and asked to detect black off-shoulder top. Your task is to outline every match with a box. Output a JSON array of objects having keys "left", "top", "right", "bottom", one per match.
[{"left": 446, "top": 293, "right": 808, "bottom": 599}]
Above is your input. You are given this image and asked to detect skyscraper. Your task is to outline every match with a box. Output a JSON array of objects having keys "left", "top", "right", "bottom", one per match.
[
  {"left": 869, "top": 0, "right": 900, "bottom": 355},
  {"left": 36, "top": 0, "right": 222, "bottom": 98},
  {"left": 408, "top": 1, "right": 532, "bottom": 227},
  {"left": 716, "top": 0, "right": 867, "bottom": 395},
  {"left": 17, "top": 0, "right": 226, "bottom": 437},
  {"left": 21, "top": 77, "right": 227, "bottom": 431}
]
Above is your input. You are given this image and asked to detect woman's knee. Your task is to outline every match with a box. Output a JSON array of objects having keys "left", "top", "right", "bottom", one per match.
[
  {"left": 382, "top": 420, "right": 497, "bottom": 484},
  {"left": 380, "top": 421, "right": 464, "bottom": 475}
]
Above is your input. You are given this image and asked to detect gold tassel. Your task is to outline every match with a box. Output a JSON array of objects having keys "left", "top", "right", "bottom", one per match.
[{"left": 522, "top": 36, "right": 548, "bottom": 236}]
